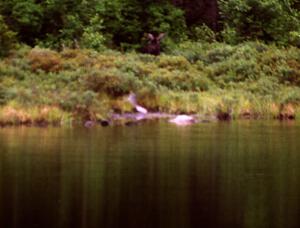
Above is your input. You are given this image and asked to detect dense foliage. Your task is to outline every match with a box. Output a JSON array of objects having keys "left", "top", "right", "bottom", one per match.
[
  {"left": 0, "top": 0, "right": 299, "bottom": 55},
  {"left": 0, "top": 15, "right": 16, "bottom": 56},
  {"left": 0, "top": 0, "right": 187, "bottom": 52},
  {"left": 219, "top": 0, "right": 300, "bottom": 45},
  {"left": 0, "top": 43, "right": 299, "bottom": 125}
]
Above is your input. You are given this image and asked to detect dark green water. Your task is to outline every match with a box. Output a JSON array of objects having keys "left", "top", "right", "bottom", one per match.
[{"left": 0, "top": 121, "right": 300, "bottom": 228}]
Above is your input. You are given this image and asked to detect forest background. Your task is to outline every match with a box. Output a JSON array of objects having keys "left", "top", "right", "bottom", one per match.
[{"left": 1, "top": 0, "right": 299, "bottom": 52}]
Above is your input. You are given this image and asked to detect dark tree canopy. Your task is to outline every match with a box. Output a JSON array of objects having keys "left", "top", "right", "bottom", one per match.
[
  {"left": 0, "top": 0, "right": 299, "bottom": 52},
  {"left": 172, "top": 0, "right": 219, "bottom": 30}
]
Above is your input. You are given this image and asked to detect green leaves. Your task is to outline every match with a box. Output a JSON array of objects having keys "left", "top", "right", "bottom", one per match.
[
  {"left": 219, "top": 0, "right": 300, "bottom": 45},
  {"left": 146, "top": 3, "right": 187, "bottom": 41},
  {"left": 0, "top": 15, "right": 16, "bottom": 57},
  {"left": 80, "top": 15, "right": 106, "bottom": 51},
  {"left": 12, "top": 1, "right": 43, "bottom": 28},
  {"left": 0, "top": 0, "right": 300, "bottom": 50}
]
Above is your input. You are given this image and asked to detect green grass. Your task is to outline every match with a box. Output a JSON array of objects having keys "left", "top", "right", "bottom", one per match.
[{"left": 0, "top": 42, "right": 299, "bottom": 126}]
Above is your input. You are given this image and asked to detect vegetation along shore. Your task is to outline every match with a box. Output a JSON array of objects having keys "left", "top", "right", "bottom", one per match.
[
  {"left": 0, "top": 42, "right": 299, "bottom": 127},
  {"left": 0, "top": 0, "right": 299, "bottom": 126}
]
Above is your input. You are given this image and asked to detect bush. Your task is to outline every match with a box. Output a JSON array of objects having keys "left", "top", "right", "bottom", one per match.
[
  {"left": 58, "top": 90, "right": 99, "bottom": 112},
  {"left": 205, "top": 45, "right": 235, "bottom": 64},
  {"left": 80, "top": 15, "right": 106, "bottom": 51},
  {"left": 208, "top": 59, "right": 260, "bottom": 86},
  {"left": 257, "top": 46, "right": 300, "bottom": 85},
  {"left": 84, "top": 69, "right": 141, "bottom": 96},
  {"left": 278, "top": 62, "right": 300, "bottom": 86},
  {"left": 279, "top": 88, "right": 300, "bottom": 104},
  {"left": 289, "top": 31, "right": 300, "bottom": 47},
  {"left": 27, "top": 48, "right": 62, "bottom": 72},
  {"left": 150, "top": 68, "right": 212, "bottom": 92},
  {"left": 246, "top": 77, "right": 281, "bottom": 97},
  {"left": 220, "top": 24, "right": 240, "bottom": 45},
  {"left": 158, "top": 56, "right": 191, "bottom": 71},
  {"left": 168, "top": 41, "right": 208, "bottom": 63},
  {"left": 219, "top": 0, "right": 300, "bottom": 45},
  {"left": 0, "top": 85, "right": 9, "bottom": 105},
  {"left": 0, "top": 15, "right": 17, "bottom": 57},
  {"left": 189, "top": 24, "right": 216, "bottom": 43},
  {"left": 0, "top": 66, "right": 28, "bottom": 81}
]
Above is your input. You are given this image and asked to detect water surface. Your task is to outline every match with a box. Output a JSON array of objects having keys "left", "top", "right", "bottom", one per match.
[{"left": 0, "top": 121, "right": 300, "bottom": 228}]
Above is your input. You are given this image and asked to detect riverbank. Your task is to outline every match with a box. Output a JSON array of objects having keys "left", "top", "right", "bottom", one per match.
[{"left": 0, "top": 42, "right": 299, "bottom": 127}]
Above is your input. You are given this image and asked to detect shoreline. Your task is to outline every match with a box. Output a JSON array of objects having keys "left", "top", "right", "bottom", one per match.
[{"left": 0, "top": 108, "right": 298, "bottom": 128}]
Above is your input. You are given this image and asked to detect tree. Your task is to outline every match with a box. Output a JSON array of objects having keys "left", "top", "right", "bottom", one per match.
[
  {"left": 0, "top": 15, "right": 16, "bottom": 56},
  {"left": 219, "top": 0, "right": 300, "bottom": 44}
]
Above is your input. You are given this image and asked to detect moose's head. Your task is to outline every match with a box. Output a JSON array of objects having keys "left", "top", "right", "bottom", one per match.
[{"left": 143, "top": 33, "right": 165, "bottom": 56}]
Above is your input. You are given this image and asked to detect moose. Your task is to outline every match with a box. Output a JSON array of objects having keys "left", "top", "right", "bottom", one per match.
[{"left": 142, "top": 33, "right": 165, "bottom": 55}]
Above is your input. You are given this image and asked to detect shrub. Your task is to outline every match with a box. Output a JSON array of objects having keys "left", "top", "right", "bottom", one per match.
[
  {"left": 279, "top": 88, "right": 300, "bottom": 104},
  {"left": 0, "top": 85, "right": 9, "bottom": 105},
  {"left": 246, "top": 77, "right": 281, "bottom": 97},
  {"left": 278, "top": 63, "right": 300, "bottom": 86},
  {"left": 207, "top": 58, "right": 260, "bottom": 85},
  {"left": 0, "top": 63, "right": 27, "bottom": 80},
  {"left": 80, "top": 15, "right": 106, "bottom": 51},
  {"left": 169, "top": 41, "right": 203, "bottom": 62},
  {"left": 220, "top": 24, "right": 240, "bottom": 45},
  {"left": 157, "top": 55, "right": 191, "bottom": 71},
  {"left": 84, "top": 69, "right": 141, "bottom": 96},
  {"left": 150, "top": 68, "right": 212, "bottom": 92},
  {"left": 204, "top": 45, "right": 235, "bottom": 64},
  {"left": 257, "top": 46, "right": 300, "bottom": 85},
  {"left": 27, "top": 48, "right": 62, "bottom": 72},
  {"left": 189, "top": 24, "right": 216, "bottom": 43},
  {"left": 289, "top": 31, "right": 300, "bottom": 47},
  {"left": 116, "top": 58, "right": 157, "bottom": 79},
  {"left": 58, "top": 90, "right": 100, "bottom": 114}
]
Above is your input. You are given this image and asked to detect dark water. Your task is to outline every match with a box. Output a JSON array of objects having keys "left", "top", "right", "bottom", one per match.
[{"left": 0, "top": 121, "right": 300, "bottom": 228}]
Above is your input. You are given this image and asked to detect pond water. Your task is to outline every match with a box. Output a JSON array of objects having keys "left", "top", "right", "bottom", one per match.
[{"left": 0, "top": 121, "right": 300, "bottom": 228}]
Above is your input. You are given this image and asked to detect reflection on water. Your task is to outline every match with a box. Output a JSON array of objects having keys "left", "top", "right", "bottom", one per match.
[{"left": 0, "top": 121, "right": 300, "bottom": 228}]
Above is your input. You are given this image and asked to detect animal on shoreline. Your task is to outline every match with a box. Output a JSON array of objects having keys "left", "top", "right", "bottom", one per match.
[
  {"left": 142, "top": 33, "right": 165, "bottom": 55},
  {"left": 169, "top": 115, "right": 197, "bottom": 126},
  {"left": 127, "top": 93, "right": 148, "bottom": 114}
]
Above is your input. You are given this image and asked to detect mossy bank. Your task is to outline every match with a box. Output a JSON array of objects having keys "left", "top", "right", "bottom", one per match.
[{"left": 0, "top": 42, "right": 299, "bottom": 126}]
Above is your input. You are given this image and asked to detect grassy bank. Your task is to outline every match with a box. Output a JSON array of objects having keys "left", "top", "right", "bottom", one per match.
[{"left": 0, "top": 42, "right": 299, "bottom": 126}]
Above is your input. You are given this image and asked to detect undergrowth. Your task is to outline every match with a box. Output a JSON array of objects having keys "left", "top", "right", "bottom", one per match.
[{"left": 0, "top": 41, "right": 299, "bottom": 125}]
